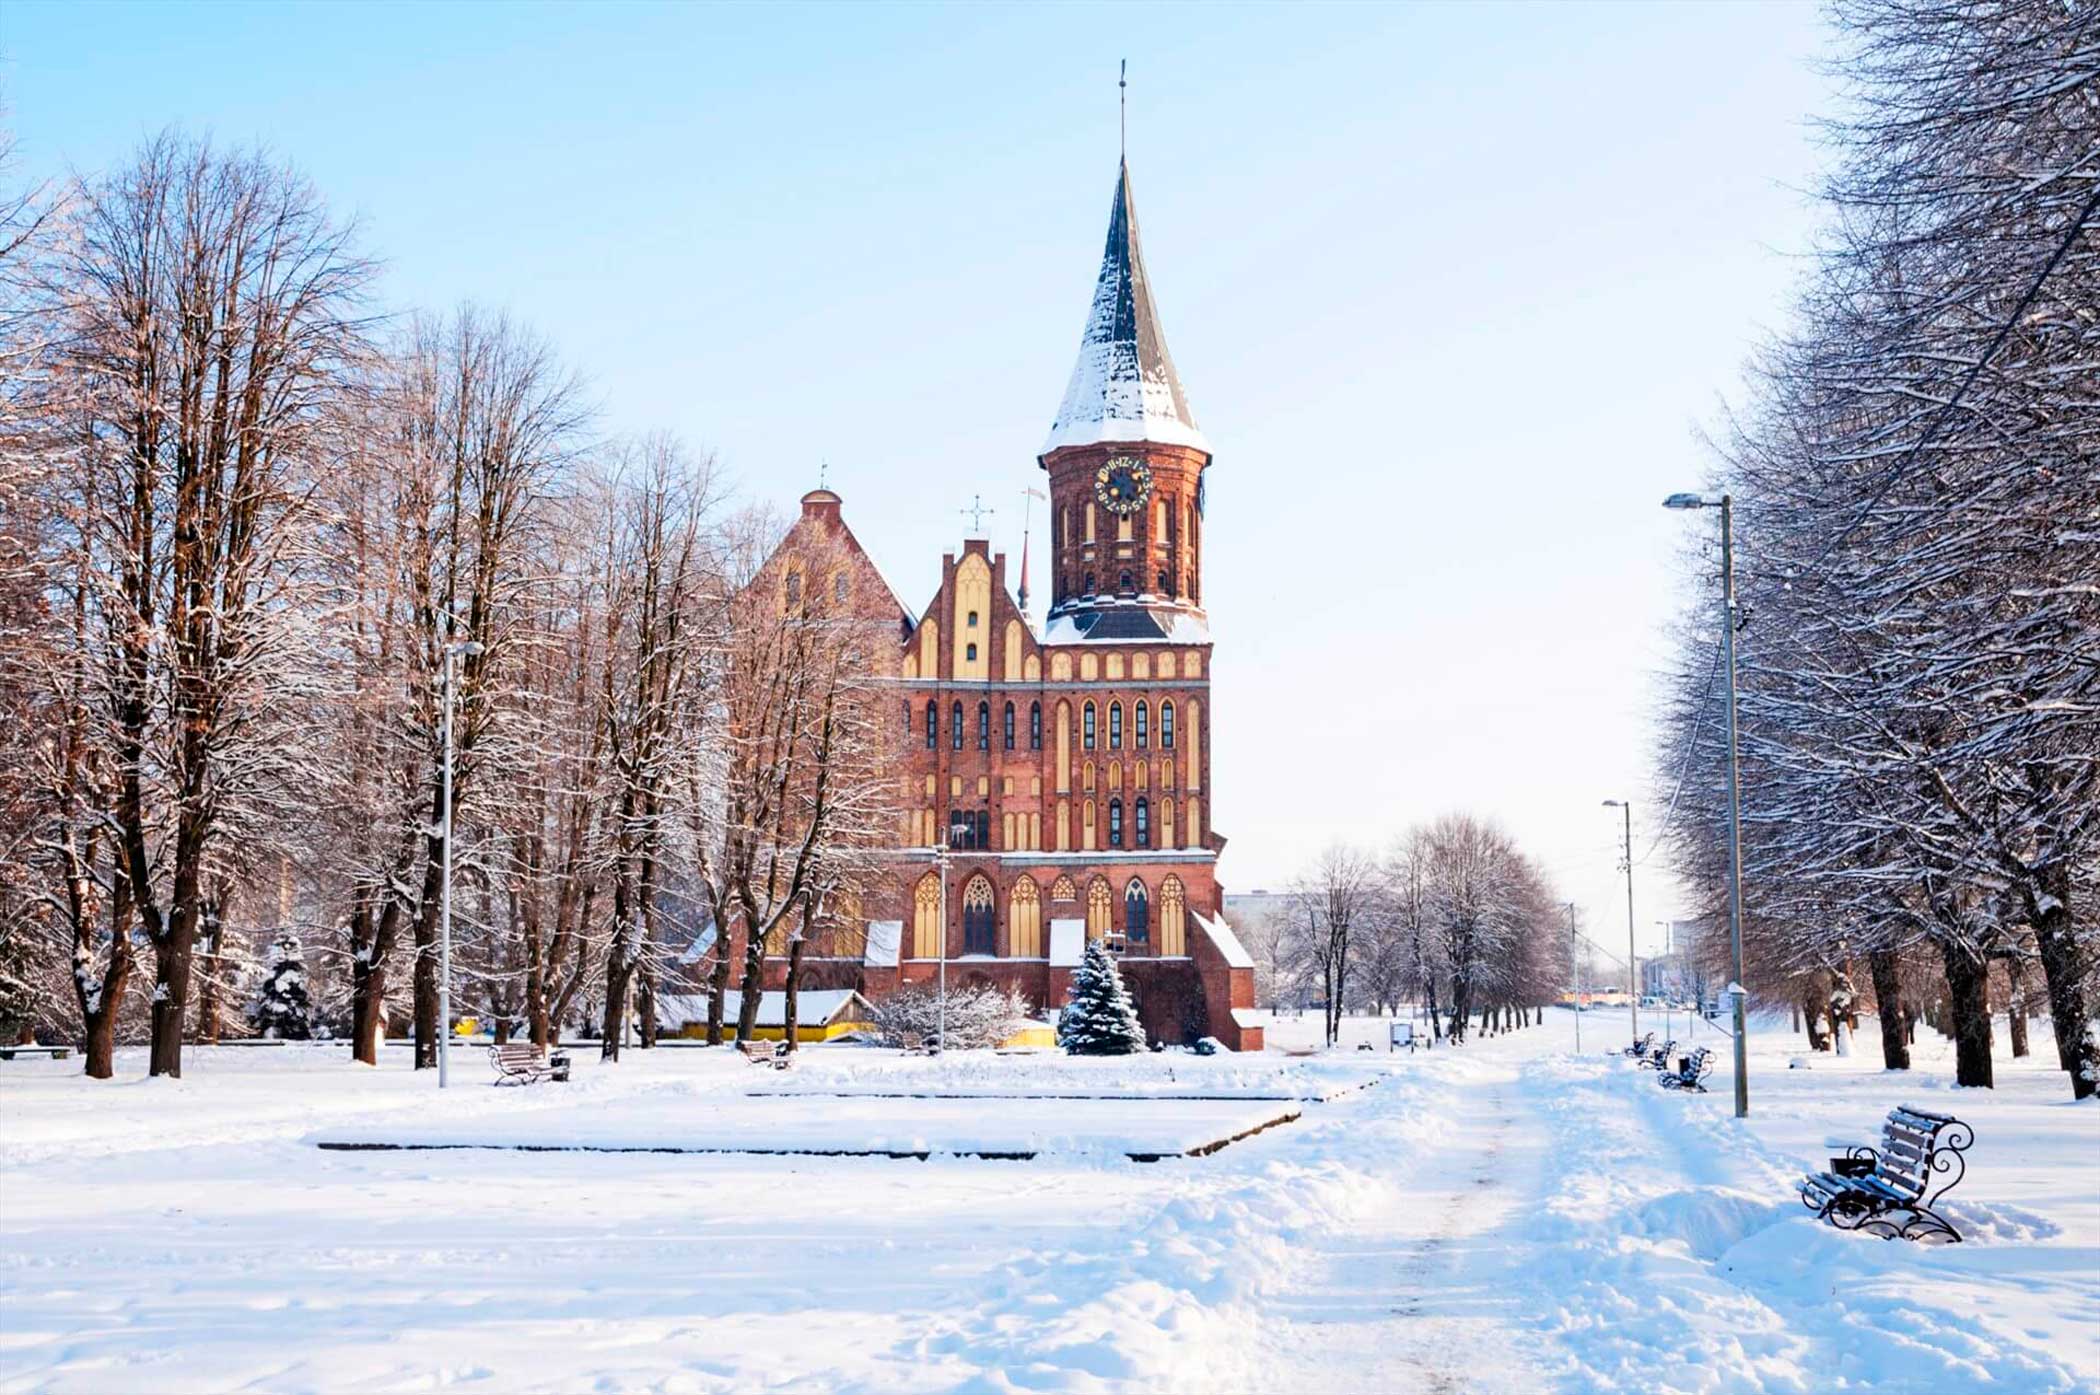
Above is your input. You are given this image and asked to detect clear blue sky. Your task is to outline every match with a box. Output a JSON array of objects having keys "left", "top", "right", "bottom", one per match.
[{"left": 3, "top": 0, "right": 1833, "bottom": 958}]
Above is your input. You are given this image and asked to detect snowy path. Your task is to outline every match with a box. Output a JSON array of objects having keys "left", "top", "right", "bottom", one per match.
[{"left": 1240, "top": 1061, "right": 1552, "bottom": 1394}]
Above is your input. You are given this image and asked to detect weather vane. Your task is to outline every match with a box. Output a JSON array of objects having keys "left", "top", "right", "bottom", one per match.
[
  {"left": 1120, "top": 59, "right": 1127, "bottom": 162},
  {"left": 961, "top": 494, "right": 995, "bottom": 533}
]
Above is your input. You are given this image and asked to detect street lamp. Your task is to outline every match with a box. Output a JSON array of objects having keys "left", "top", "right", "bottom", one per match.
[
  {"left": 1565, "top": 901, "right": 1580, "bottom": 1052},
  {"left": 933, "top": 816, "right": 971, "bottom": 1052},
  {"left": 437, "top": 634, "right": 484, "bottom": 1089},
  {"left": 1663, "top": 490, "right": 1749, "bottom": 1118},
  {"left": 1601, "top": 800, "right": 1639, "bottom": 1051}
]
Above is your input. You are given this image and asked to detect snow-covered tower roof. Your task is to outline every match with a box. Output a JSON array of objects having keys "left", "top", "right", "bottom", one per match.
[{"left": 1040, "top": 161, "right": 1210, "bottom": 462}]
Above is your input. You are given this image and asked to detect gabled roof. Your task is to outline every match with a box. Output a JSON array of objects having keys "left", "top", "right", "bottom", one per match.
[{"left": 1041, "top": 161, "right": 1210, "bottom": 461}]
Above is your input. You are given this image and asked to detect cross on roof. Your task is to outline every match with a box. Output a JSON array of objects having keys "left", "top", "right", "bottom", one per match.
[{"left": 961, "top": 494, "right": 995, "bottom": 533}]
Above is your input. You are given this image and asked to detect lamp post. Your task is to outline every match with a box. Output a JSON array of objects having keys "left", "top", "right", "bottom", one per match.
[
  {"left": 1566, "top": 901, "right": 1580, "bottom": 1053},
  {"left": 1602, "top": 799, "right": 1639, "bottom": 1051},
  {"left": 934, "top": 817, "right": 971, "bottom": 1051},
  {"left": 1663, "top": 490, "right": 1749, "bottom": 1118},
  {"left": 437, "top": 634, "right": 484, "bottom": 1090}
]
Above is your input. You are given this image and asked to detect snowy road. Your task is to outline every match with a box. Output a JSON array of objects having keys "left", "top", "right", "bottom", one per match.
[{"left": 2, "top": 1014, "right": 2095, "bottom": 1394}]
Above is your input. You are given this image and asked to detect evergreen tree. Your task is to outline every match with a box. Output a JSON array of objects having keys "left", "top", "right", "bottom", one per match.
[
  {"left": 1058, "top": 940, "right": 1145, "bottom": 1055},
  {"left": 252, "top": 932, "right": 315, "bottom": 1040},
  {"left": 0, "top": 924, "right": 40, "bottom": 1040}
]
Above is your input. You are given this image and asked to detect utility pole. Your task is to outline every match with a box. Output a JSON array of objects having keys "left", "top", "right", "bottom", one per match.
[
  {"left": 1664, "top": 490, "right": 1752, "bottom": 1118},
  {"left": 1603, "top": 799, "right": 1639, "bottom": 1050},
  {"left": 437, "top": 631, "right": 483, "bottom": 1088},
  {"left": 1719, "top": 494, "right": 1750, "bottom": 1117},
  {"left": 1567, "top": 901, "right": 1580, "bottom": 1053}
]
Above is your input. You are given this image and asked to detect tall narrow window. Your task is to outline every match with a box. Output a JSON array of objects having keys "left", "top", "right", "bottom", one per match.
[
  {"left": 951, "top": 700, "right": 964, "bottom": 751},
  {"left": 1161, "top": 701, "right": 1176, "bottom": 749},
  {"left": 1083, "top": 702, "right": 1097, "bottom": 750},
  {"left": 834, "top": 573, "right": 847, "bottom": 603},
  {"left": 785, "top": 571, "right": 801, "bottom": 603},
  {"left": 1135, "top": 796, "right": 1150, "bottom": 849},
  {"left": 1003, "top": 702, "right": 1016, "bottom": 750},
  {"left": 925, "top": 700, "right": 938, "bottom": 750},
  {"left": 904, "top": 701, "right": 911, "bottom": 735},
  {"left": 976, "top": 808, "right": 991, "bottom": 849},
  {"left": 977, "top": 701, "right": 990, "bottom": 750},
  {"left": 966, "top": 642, "right": 978, "bottom": 662},
  {"left": 1109, "top": 702, "right": 1123, "bottom": 749},
  {"left": 1108, "top": 798, "right": 1124, "bottom": 848},
  {"left": 1125, "top": 879, "right": 1149, "bottom": 944},
  {"left": 1135, "top": 701, "right": 1149, "bottom": 748},
  {"left": 1030, "top": 701, "right": 1042, "bottom": 750}
]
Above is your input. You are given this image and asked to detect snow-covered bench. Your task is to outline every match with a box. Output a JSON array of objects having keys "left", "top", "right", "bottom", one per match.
[
  {"left": 488, "top": 1043, "right": 566, "bottom": 1085},
  {"left": 1619, "top": 1031, "right": 1656, "bottom": 1059},
  {"left": 1800, "top": 1105, "right": 1974, "bottom": 1244},
  {"left": 1642, "top": 1038, "right": 1677, "bottom": 1071},
  {"left": 0, "top": 1044, "right": 72, "bottom": 1061},
  {"left": 1658, "top": 1046, "right": 1712, "bottom": 1092},
  {"left": 738, "top": 1040, "right": 791, "bottom": 1069}
]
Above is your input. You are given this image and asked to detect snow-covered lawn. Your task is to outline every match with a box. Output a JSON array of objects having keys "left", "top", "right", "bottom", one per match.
[{"left": 2, "top": 1013, "right": 2094, "bottom": 1394}]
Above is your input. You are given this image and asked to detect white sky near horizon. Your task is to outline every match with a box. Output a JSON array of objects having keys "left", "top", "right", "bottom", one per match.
[{"left": 3, "top": 0, "right": 1837, "bottom": 962}]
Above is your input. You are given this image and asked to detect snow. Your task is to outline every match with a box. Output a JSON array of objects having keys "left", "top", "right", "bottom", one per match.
[
  {"left": 1039, "top": 607, "right": 1212, "bottom": 646},
  {"left": 1192, "top": 909, "right": 1253, "bottom": 969},
  {"left": 2, "top": 1010, "right": 2093, "bottom": 1394}
]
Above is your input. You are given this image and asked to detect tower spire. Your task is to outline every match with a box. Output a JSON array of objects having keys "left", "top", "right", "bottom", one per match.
[
  {"left": 1039, "top": 157, "right": 1209, "bottom": 461},
  {"left": 1119, "top": 59, "right": 1127, "bottom": 164}
]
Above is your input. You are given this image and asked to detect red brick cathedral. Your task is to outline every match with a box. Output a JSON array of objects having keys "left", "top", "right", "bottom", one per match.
[{"left": 762, "top": 158, "right": 1260, "bottom": 1050}]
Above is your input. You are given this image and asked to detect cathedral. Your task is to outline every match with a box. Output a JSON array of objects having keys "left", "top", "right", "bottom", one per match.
[{"left": 753, "top": 157, "right": 1260, "bottom": 1050}]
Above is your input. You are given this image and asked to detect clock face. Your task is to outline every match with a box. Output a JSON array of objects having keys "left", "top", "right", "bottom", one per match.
[{"left": 1093, "top": 456, "right": 1153, "bottom": 516}]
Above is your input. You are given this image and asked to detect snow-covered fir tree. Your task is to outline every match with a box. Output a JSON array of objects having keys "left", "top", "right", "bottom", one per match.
[
  {"left": 1057, "top": 940, "right": 1146, "bottom": 1055},
  {"left": 252, "top": 932, "right": 315, "bottom": 1040}
]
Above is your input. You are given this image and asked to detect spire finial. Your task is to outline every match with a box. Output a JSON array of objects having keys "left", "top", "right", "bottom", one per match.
[
  {"left": 961, "top": 494, "right": 994, "bottom": 534},
  {"left": 1119, "top": 59, "right": 1127, "bottom": 163},
  {"left": 818, "top": 458, "right": 829, "bottom": 489}
]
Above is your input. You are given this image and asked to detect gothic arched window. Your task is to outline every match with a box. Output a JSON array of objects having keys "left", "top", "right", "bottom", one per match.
[
  {"left": 1030, "top": 701, "right": 1042, "bottom": 750},
  {"left": 1135, "top": 796, "right": 1150, "bottom": 849},
  {"left": 1109, "top": 702, "right": 1123, "bottom": 749},
  {"left": 1084, "top": 571, "right": 1096, "bottom": 595},
  {"left": 951, "top": 701, "right": 964, "bottom": 751},
  {"left": 1135, "top": 701, "right": 1149, "bottom": 749},
  {"left": 976, "top": 701, "right": 990, "bottom": 750},
  {"left": 1161, "top": 700, "right": 1176, "bottom": 750},
  {"left": 1083, "top": 702, "right": 1097, "bottom": 750},
  {"left": 1003, "top": 701, "right": 1015, "bottom": 750},
  {"left": 925, "top": 700, "right": 938, "bottom": 750},
  {"left": 1125, "top": 878, "right": 1149, "bottom": 944},
  {"left": 1108, "top": 797, "right": 1124, "bottom": 848},
  {"left": 962, "top": 875, "right": 995, "bottom": 956},
  {"left": 785, "top": 571, "right": 801, "bottom": 603}
]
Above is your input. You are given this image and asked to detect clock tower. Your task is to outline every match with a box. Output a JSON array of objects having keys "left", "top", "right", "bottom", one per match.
[{"left": 1039, "top": 159, "right": 1211, "bottom": 640}]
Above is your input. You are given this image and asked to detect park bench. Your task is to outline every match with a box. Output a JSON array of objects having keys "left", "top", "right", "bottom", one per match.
[
  {"left": 488, "top": 1042, "right": 569, "bottom": 1086},
  {"left": 1643, "top": 1039, "right": 1678, "bottom": 1071},
  {"left": 1620, "top": 1031, "right": 1656, "bottom": 1059},
  {"left": 0, "top": 1044, "right": 72, "bottom": 1061},
  {"left": 1799, "top": 1104, "right": 1974, "bottom": 1243},
  {"left": 1658, "top": 1046, "right": 1713, "bottom": 1092},
  {"left": 739, "top": 1039, "right": 791, "bottom": 1069}
]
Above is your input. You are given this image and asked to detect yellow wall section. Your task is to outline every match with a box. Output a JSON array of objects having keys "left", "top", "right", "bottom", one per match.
[
  {"left": 1009, "top": 879, "right": 1041, "bottom": 957},
  {"left": 912, "top": 874, "right": 940, "bottom": 957},
  {"left": 1187, "top": 699, "right": 1202, "bottom": 792},
  {"left": 1056, "top": 701, "right": 1071, "bottom": 792},
  {"left": 1003, "top": 619, "right": 1022, "bottom": 680},
  {"left": 952, "top": 554, "right": 990, "bottom": 680},
  {"left": 1159, "top": 876, "right": 1187, "bottom": 956},
  {"left": 920, "top": 619, "right": 939, "bottom": 678}
]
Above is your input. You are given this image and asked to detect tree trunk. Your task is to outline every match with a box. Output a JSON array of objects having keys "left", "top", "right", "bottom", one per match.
[
  {"left": 350, "top": 950, "right": 386, "bottom": 1066},
  {"left": 2003, "top": 959, "right": 2030, "bottom": 1059},
  {"left": 147, "top": 932, "right": 194, "bottom": 1079},
  {"left": 2030, "top": 868, "right": 2097, "bottom": 1100},
  {"left": 733, "top": 918, "right": 769, "bottom": 1045},
  {"left": 1939, "top": 942, "right": 1994, "bottom": 1089},
  {"left": 704, "top": 936, "right": 731, "bottom": 1046},
  {"left": 1868, "top": 949, "right": 1909, "bottom": 1071},
  {"left": 193, "top": 897, "right": 224, "bottom": 1045},
  {"left": 600, "top": 958, "right": 632, "bottom": 1062},
  {"left": 83, "top": 1009, "right": 119, "bottom": 1080},
  {"left": 1799, "top": 987, "right": 1829, "bottom": 1051},
  {"left": 637, "top": 967, "right": 658, "bottom": 1049}
]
